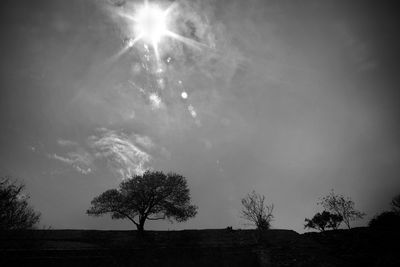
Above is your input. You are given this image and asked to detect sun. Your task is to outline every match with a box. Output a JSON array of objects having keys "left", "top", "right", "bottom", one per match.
[
  {"left": 116, "top": 0, "right": 204, "bottom": 61},
  {"left": 125, "top": 0, "right": 174, "bottom": 60},
  {"left": 133, "top": 2, "right": 168, "bottom": 47}
]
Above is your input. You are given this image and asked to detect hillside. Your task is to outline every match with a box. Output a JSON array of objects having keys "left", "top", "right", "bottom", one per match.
[
  {"left": 0, "top": 228, "right": 398, "bottom": 266},
  {"left": 303, "top": 227, "right": 400, "bottom": 267}
]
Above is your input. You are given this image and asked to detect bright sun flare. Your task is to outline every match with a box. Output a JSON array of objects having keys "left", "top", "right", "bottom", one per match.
[
  {"left": 134, "top": 3, "right": 167, "bottom": 46},
  {"left": 117, "top": 1, "right": 203, "bottom": 61}
]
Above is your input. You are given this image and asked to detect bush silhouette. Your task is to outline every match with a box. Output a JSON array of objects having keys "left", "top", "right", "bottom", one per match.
[
  {"left": 369, "top": 211, "right": 400, "bottom": 230},
  {"left": 369, "top": 194, "right": 400, "bottom": 230}
]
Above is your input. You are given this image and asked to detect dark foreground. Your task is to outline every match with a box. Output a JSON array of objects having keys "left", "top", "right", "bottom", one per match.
[{"left": 0, "top": 228, "right": 398, "bottom": 266}]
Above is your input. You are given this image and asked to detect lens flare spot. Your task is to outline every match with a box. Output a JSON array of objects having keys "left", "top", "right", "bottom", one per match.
[
  {"left": 188, "top": 105, "right": 197, "bottom": 118},
  {"left": 149, "top": 93, "right": 162, "bottom": 109},
  {"left": 127, "top": 38, "right": 135, "bottom": 47}
]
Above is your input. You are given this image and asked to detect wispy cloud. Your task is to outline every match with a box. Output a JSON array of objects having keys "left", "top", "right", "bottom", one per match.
[
  {"left": 49, "top": 149, "right": 93, "bottom": 175},
  {"left": 89, "top": 129, "right": 152, "bottom": 178},
  {"left": 57, "top": 139, "right": 78, "bottom": 147},
  {"left": 134, "top": 134, "right": 154, "bottom": 150},
  {"left": 50, "top": 130, "right": 160, "bottom": 178}
]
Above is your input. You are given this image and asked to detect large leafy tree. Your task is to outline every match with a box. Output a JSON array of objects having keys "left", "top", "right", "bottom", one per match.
[
  {"left": 0, "top": 177, "right": 41, "bottom": 230},
  {"left": 319, "top": 190, "right": 365, "bottom": 229},
  {"left": 87, "top": 171, "right": 198, "bottom": 232}
]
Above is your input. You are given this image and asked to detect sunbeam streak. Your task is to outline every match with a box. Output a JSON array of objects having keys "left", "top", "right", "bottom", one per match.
[
  {"left": 165, "top": 31, "right": 205, "bottom": 50},
  {"left": 107, "top": 35, "right": 143, "bottom": 65}
]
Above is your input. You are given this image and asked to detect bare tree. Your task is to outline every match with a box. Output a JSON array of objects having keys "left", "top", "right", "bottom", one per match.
[
  {"left": 241, "top": 190, "right": 274, "bottom": 230},
  {"left": 87, "top": 170, "right": 197, "bottom": 233},
  {"left": 319, "top": 190, "right": 365, "bottom": 229},
  {"left": 0, "top": 177, "right": 41, "bottom": 230}
]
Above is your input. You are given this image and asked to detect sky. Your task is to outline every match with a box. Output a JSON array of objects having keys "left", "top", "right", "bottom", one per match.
[{"left": 1, "top": 0, "right": 399, "bottom": 233}]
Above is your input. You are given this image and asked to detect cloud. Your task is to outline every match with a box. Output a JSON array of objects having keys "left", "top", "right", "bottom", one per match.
[
  {"left": 50, "top": 129, "right": 162, "bottom": 178},
  {"left": 134, "top": 134, "right": 154, "bottom": 150},
  {"left": 57, "top": 139, "right": 78, "bottom": 147},
  {"left": 89, "top": 129, "right": 152, "bottom": 178},
  {"left": 49, "top": 150, "right": 93, "bottom": 175},
  {"left": 51, "top": 153, "right": 74, "bottom": 165}
]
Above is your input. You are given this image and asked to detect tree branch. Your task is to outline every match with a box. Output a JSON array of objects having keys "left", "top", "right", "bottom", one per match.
[{"left": 116, "top": 211, "right": 139, "bottom": 226}]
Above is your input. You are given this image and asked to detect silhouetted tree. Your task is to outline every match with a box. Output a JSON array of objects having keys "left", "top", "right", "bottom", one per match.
[
  {"left": 391, "top": 194, "right": 400, "bottom": 214},
  {"left": 368, "top": 211, "right": 400, "bottom": 230},
  {"left": 87, "top": 171, "right": 198, "bottom": 233},
  {"left": 319, "top": 190, "right": 365, "bottom": 229},
  {"left": 0, "top": 177, "right": 41, "bottom": 230},
  {"left": 305, "top": 211, "right": 343, "bottom": 232},
  {"left": 241, "top": 190, "right": 274, "bottom": 230}
]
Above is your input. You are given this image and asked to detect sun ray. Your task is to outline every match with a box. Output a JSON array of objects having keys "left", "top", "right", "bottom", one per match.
[
  {"left": 152, "top": 40, "right": 160, "bottom": 63},
  {"left": 164, "top": 1, "right": 178, "bottom": 16},
  {"left": 108, "top": 35, "right": 143, "bottom": 63},
  {"left": 104, "top": 35, "right": 143, "bottom": 67},
  {"left": 165, "top": 30, "right": 205, "bottom": 50},
  {"left": 116, "top": 10, "right": 138, "bottom": 22},
  {"left": 128, "top": 34, "right": 143, "bottom": 47}
]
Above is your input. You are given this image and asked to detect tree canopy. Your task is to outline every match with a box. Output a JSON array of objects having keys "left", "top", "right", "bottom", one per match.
[
  {"left": 87, "top": 170, "right": 197, "bottom": 232},
  {"left": 0, "top": 177, "right": 41, "bottom": 230},
  {"left": 305, "top": 211, "right": 343, "bottom": 232}
]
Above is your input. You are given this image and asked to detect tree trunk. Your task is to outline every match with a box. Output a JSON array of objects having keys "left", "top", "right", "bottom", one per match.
[
  {"left": 137, "top": 223, "right": 144, "bottom": 232},
  {"left": 137, "top": 217, "right": 146, "bottom": 234}
]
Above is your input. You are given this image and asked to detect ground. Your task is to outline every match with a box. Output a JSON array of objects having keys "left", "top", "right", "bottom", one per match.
[{"left": 0, "top": 228, "right": 398, "bottom": 266}]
